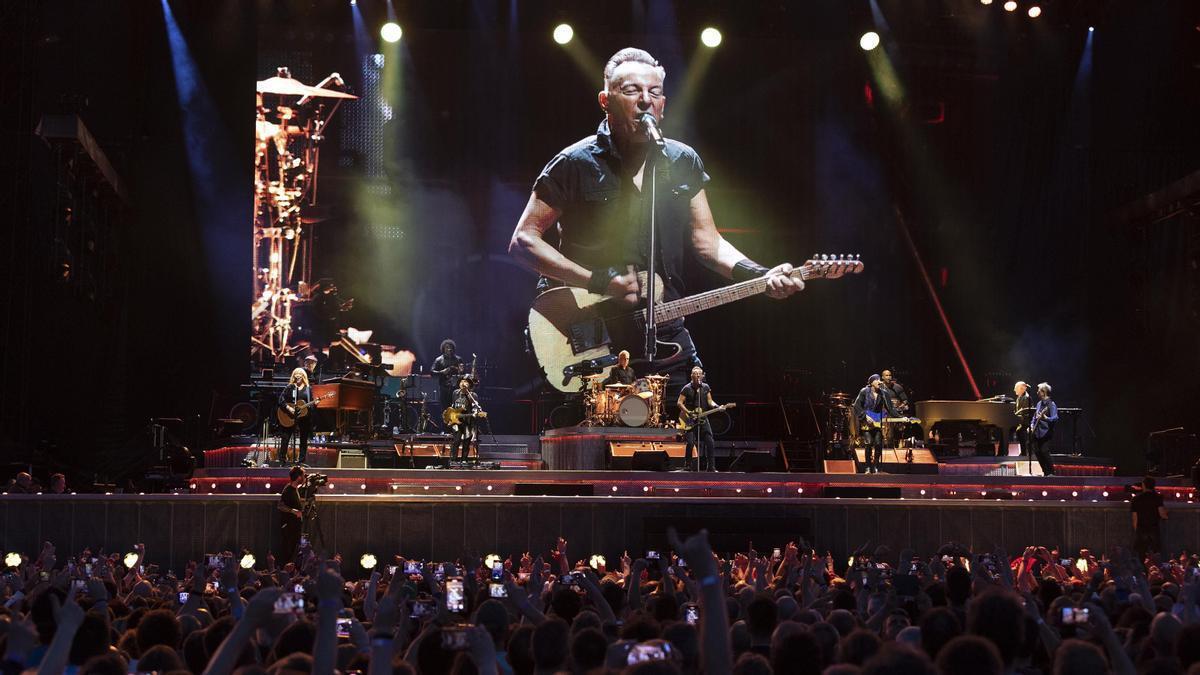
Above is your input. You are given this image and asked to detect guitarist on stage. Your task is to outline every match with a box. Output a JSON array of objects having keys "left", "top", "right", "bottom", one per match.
[
  {"left": 677, "top": 367, "right": 719, "bottom": 472},
  {"left": 431, "top": 339, "right": 465, "bottom": 412},
  {"left": 509, "top": 47, "right": 802, "bottom": 380},
  {"left": 446, "top": 376, "right": 482, "bottom": 466},
  {"left": 278, "top": 368, "right": 314, "bottom": 465},
  {"left": 853, "top": 374, "right": 899, "bottom": 474},
  {"left": 1031, "top": 382, "right": 1058, "bottom": 477}
]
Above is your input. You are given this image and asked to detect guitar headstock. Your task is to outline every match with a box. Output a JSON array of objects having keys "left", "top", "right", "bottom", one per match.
[{"left": 800, "top": 254, "right": 864, "bottom": 280}]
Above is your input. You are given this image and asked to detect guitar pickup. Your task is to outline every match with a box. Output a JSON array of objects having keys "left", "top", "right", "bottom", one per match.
[{"left": 568, "top": 318, "right": 610, "bottom": 354}]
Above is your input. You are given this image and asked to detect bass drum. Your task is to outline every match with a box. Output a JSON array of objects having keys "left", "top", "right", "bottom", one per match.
[{"left": 617, "top": 392, "right": 654, "bottom": 427}]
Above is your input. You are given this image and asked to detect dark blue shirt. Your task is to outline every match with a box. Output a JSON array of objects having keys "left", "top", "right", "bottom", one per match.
[
  {"left": 1033, "top": 398, "right": 1058, "bottom": 439},
  {"left": 533, "top": 119, "right": 710, "bottom": 297}
]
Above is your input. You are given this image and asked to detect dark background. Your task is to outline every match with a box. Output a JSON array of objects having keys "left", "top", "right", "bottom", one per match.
[{"left": 1, "top": 0, "right": 1197, "bottom": 483}]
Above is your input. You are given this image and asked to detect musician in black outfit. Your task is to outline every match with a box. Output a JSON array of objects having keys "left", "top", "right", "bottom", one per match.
[
  {"left": 278, "top": 368, "right": 313, "bottom": 465},
  {"left": 853, "top": 374, "right": 899, "bottom": 474},
  {"left": 431, "top": 339, "right": 465, "bottom": 411},
  {"left": 276, "top": 465, "right": 306, "bottom": 565},
  {"left": 1013, "top": 381, "right": 1033, "bottom": 461},
  {"left": 1032, "top": 382, "right": 1058, "bottom": 477},
  {"left": 677, "top": 367, "right": 718, "bottom": 472},
  {"left": 604, "top": 350, "right": 636, "bottom": 385},
  {"left": 447, "top": 377, "right": 481, "bottom": 466},
  {"left": 508, "top": 47, "right": 801, "bottom": 383},
  {"left": 880, "top": 369, "right": 909, "bottom": 413}
]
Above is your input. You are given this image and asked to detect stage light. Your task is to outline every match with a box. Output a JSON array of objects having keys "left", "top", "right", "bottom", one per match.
[
  {"left": 700, "top": 27, "right": 722, "bottom": 48},
  {"left": 797, "top": 488, "right": 803, "bottom": 494},
  {"left": 4, "top": 553, "right": 20, "bottom": 568},
  {"left": 553, "top": 23, "right": 573, "bottom": 45},
  {"left": 380, "top": 22, "right": 402, "bottom": 43},
  {"left": 1041, "top": 490, "right": 1048, "bottom": 497},
  {"left": 980, "top": 0, "right": 993, "bottom": 4},
  {"left": 484, "top": 553, "right": 501, "bottom": 567},
  {"left": 264, "top": 482, "right": 271, "bottom": 489},
  {"left": 1003, "top": 1, "right": 1017, "bottom": 11},
  {"left": 360, "top": 483, "right": 367, "bottom": 490},
  {"left": 349, "top": 0, "right": 356, "bottom": 5},
  {"left": 589, "top": 554, "right": 606, "bottom": 569},
  {"left": 240, "top": 553, "right": 256, "bottom": 569},
  {"left": 1027, "top": 5, "right": 1041, "bottom": 18},
  {"left": 124, "top": 552, "right": 139, "bottom": 568},
  {"left": 1071, "top": 491, "right": 1078, "bottom": 497},
  {"left": 235, "top": 482, "right": 242, "bottom": 489},
  {"left": 1102, "top": 491, "right": 1109, "bottom": 497},
  {"left": 1088, "top": 26, "right": 1094, "bottom": 32},
  {"left": 486, "top": 485, "right": 493, "bottom": 491},
  {"left": 859, "top": 31, "right": 881, "bottom": 51},
  {"left": 360, "top": 553, "right": 377, "bottom": 570}
]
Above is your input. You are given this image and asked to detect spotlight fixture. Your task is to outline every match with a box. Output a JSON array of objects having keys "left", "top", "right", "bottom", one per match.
[
  {"left": 700, "top": 27, "right": 722, "bottom": 48},
  {"left": 1027, "top": 5, "right": 1041, "bottom": 18},
  {"left": 1003, "top": 1, "right": 1017, "bottom": 11},
  {"left": 859, "top": 31, "right": 881, "bottom": 51},
  {"left": 380, "top": 22, "right": 402, "bottom": 43},
  {"left": 1088, "top": 26, "right": 1094, "bottom": 32},
  {"left": 360, "top": 553, "right": 377, "bottom": 570},
  {"left": 553, "top": 23, "right": 573, "bottom": 45},
  {"left": 240, "top": 553, "right": 256, "bottom": 569}
]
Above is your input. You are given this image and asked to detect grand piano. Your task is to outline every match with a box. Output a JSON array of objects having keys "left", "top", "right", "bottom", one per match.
[{"left": 914, "top": 400, "right": 1021, "bottom": 454}]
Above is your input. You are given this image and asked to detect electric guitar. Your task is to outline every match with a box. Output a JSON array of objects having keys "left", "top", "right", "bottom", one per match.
[
  {"left": 442, "top": 408, "right": 489, "bottom": 427},
  {"left": 861, "top": 410, "right": 922, "bottom": 430},
  {"left": 276, "top": 392, "right": 335, "bottom": 428},
  {"left": 527, "top": 255, "right": 864, "bottom": 393},
  {"left": 676, "top": 403, "right": 737, "bottom": 432}
]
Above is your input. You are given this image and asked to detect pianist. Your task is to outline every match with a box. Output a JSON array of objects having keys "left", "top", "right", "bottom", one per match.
[{"left": 853, "top": 374, "right": 900, "bottom": 474}]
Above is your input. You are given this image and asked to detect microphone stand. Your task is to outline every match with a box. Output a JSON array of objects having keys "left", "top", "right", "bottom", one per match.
[{"left": 641, "top": 122, "right": 668, "bottom": 365}]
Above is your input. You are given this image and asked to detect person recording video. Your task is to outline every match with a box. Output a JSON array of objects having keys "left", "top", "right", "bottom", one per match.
[{"left": 277, "top": 465, "right": 305, "bottom": 565}]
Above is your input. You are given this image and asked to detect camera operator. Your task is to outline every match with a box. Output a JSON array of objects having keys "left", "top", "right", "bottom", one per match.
[
  {"left": 277, "top": 465, "right": 306, "bottom": 565},
  {"left": 1131, "top": 475, "right": 1168, "bottom": 560}
]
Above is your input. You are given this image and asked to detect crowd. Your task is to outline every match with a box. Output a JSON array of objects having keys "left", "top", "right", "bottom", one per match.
[{"left": 0, "top": 528, "right": 1198, "bottom": 675}]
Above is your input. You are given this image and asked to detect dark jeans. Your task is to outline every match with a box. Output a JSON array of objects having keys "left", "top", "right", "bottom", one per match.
[
  {"left": 279, "top": 417, "right": 313, "bottom": 464},
  {"left": 862, "top": 427, "right": 883, "bottom": 471},
  {"left": 1033, "top": 431, "right": 1055, "bottom": 476},
  {"left": 685, "top": 420, "right": 715, "bottom": 471},
  {"left": 448, "top": 423, "right": 475, "bottom": 464},
  {"left": 280, "top": 516, "right": 302, "bottom": 565},
  {"left": 1016, "top": 427, "right": 1030, "bottom": 460},
  {"left": 1134, "top": 526, "right": 1162, "bottom": 560}
]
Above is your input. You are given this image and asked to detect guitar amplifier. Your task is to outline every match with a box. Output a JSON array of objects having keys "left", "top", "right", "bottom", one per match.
[{"left": 337, "top": 449, "right": 368, "bottom": 469}]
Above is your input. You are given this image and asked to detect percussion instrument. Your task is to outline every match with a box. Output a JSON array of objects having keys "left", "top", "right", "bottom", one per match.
[{"left": 582, "top": 374, "right": 669, "bottom": 427}]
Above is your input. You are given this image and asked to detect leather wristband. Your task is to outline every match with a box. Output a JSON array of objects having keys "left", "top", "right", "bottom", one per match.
[
  {"left": 732, "top": 259, "right": 770, "bottom": 282},
  {"left": 587, "top": 266, "right": 620, "bottom": 295}
]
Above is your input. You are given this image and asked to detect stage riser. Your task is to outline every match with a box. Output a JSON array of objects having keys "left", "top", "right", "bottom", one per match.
[{"left": 3, "top": 497, "right": 1197, "bottom": 580}]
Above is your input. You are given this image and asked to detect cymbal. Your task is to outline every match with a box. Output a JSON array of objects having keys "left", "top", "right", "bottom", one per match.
[
  {"left": 256, "top": 75, "right": 358, "bottom": 99},
  {"left": 606, "top": 384, "right": 632, "bottom": 389},
  {"left": 582, "top": 374, "right": 607, "bottom": 380},
  {"left": 643, "top": 375, "right": 670, "bottom": 380}
]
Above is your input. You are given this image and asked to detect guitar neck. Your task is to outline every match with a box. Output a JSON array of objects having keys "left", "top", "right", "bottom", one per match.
[{"left": 641, "top": 267, "right": 813, "bottom": 324}]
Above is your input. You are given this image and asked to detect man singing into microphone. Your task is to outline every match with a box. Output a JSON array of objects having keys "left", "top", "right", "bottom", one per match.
[{"left": 509, "top": 47, "right": 802, "bottom": 383}]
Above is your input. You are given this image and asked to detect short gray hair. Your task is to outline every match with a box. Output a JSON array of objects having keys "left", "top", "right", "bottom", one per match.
[
  {"left": 603, "top": 48, "right": 665, "bottom": 90},
  {"left": 1037, "top": 382, "right": 1052, "bottom": 395}
]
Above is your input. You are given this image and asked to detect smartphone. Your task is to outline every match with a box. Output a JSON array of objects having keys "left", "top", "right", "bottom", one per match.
[
  {"left": 677, "top": 558, "right": 687, "bottom": 568},
  {"left": 205, "top": 582, "right": 216, "bottom": 594},
  {"left": 73, "top": 579, "right": 87, "bottom": 591},
  {"left": 293, "top": 583, "right": 304, "bottom": 594},
  {"left": 772, "top": 548, "right": 782, "bottom": 560},
  {"left": 1061, "top": 607, "right": 1089, "bottom": 624},
  {"left": 684, "top": 604, "right": 699, "bottom": 625},
  {"left": 491, "top": 561, "right": 503, "bottom": 580},
  {"left": 410, "top": 599, "right": 436, "bottom": 619},
  {"left": 560, "top": 572, "right": 578, "bottom": 586},
  {"left": 646, "top": 550, "right": 660, "bottom": 560},
  {"left": 404, "top": 561, "right": 421, "bottom": 574},
  {"left": 489, "top": 582, "right": 507, "bottom": 598},
  {"left": 434, "top": 568, "right": 446, "bottom": 582},
  {"left": 299, "top": 535, "right": 310, "bottom": 549},
  {"left": 207, "top": 555, "right": 223, "bottom": 570},
  {"left": 85, "top": 563, "right": 93, "bottom": 575},
  {"left": 446, "top": 578, "right": 465, "bottom": 613},
  {"left": 336, "top": 617, "right": 352, "bottom": 638},
  {"left": 178, "top": 591, "right": 190, "bottom": 604},
  {"left": 1061, "top": 559, "right": 1072, "bottom": 566},
  {"left": 39, "top": 571, "right": 49, "bottom": 582},
  {"left": 628, "top": 642, "right": 671, "bottom": 664},
  {"left": 909, "top": 561, "right": 920, "bottom": 574},
  {"left": 274, "top": 592, "right": 304, "bottom": 614},
  {"left": 387, "top": 565, "right": 398, "bottom": 576},
  {"left": 441, "top": 626, "right": 470, "bottom": 650}
]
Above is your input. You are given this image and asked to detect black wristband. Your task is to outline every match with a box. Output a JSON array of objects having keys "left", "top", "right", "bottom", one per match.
[
  {"left": 732, "top": 259, "right": 771, "bottom": 282},
  {"left": 587, "top": 266, "right": 620, "bottom": 294}
]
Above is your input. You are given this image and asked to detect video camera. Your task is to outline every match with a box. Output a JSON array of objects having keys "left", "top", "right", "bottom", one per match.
[{"left": 306, "top": 473, "right": 329, "bottom": 488}]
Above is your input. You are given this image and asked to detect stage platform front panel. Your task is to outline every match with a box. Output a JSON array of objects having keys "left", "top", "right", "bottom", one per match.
[
  {"left": 540, "top": 426, "right": 680, "bottom": 470},
  {"left": 3, "top": 493, "right": 1198, "bottom": 581}
]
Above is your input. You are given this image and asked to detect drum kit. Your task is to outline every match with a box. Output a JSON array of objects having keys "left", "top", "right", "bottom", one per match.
[
  {"left": 582, "top": 374, "right": 671, "bottom": 427},
  {"left": 251, "top": 67, "right": 357, "bottom": 363}
]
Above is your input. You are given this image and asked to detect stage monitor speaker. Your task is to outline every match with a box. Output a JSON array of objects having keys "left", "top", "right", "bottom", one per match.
[
  {"left": 631, "top": 451, "right": 670, "bottom": 472},
  {"left": 824, "top": 459, "right": 857, "bottom": 474},
  {"left": 609, "top": 442, "right": 687, "bottom": 458},
  {"left": 337, "top": 451, "right": 367, "bottom": 469}
]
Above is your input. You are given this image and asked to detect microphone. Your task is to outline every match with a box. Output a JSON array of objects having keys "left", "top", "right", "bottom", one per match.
[{"left": 638, "top": 112, "right": 666, "bottom": 149}]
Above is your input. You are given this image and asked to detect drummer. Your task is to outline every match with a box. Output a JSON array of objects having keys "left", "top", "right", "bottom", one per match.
[{"left": 604, "top": 350, "right": 636, "bottom": 386}]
